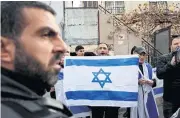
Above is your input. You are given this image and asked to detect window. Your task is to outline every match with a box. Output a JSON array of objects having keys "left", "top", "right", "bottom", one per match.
[
  {"left": 88, "top": 1, "right": 92, "bottom": 7},
  {"left": 84, "top": 1, "right": 87, "bottom": 7},
  {"left": 106, "top": 1, "right": 114, "bottom": 9},
  {"left": 105, "top": 1, "right": 125, "bottom": 14},
  {"left": 83, "top": 1, "right": 98, "bottom": 8},
  {"left": 149, "top": 1, "right": 167, "bottom": 11},
  {"left": 115, "top": 1, "right": 125, "bottom": 14},
  {"left": 93, "top": 1, "right": 98, "bottom": 8}
]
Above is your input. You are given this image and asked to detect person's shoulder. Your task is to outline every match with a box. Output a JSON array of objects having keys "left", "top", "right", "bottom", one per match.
[
  {"left": 160, "top": 53, "right": 171, "bottom": 58},
  {"left": 1, "top": 97, "right": 73, "bottom": 118},
  {"left": 157, "top": 53, "right": 171, "bottom": 62}
]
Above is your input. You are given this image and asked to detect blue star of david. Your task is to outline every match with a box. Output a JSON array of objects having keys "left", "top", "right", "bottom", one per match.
[{"left": 92, "top": 68, "right": 112, "bottom": 88}]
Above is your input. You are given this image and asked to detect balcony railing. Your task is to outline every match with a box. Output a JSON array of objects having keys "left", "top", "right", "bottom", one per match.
[{"left": 105, "top": 7, "right": 125, "bottom": 14}]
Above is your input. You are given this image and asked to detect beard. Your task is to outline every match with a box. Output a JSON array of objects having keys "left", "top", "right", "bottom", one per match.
[{"left": 14, "top": 41, "right": 62, "bottom": 90}]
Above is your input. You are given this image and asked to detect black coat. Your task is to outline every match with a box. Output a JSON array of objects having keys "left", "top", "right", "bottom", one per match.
[
  {"left": 156, "top": 53, "right": 180, "bottom": 104},
  {"left": 1, "top": 68, "right": 73, "bottom": 118}
]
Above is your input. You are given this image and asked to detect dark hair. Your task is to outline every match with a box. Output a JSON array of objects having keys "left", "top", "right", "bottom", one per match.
[
  {"left": 172, "top": 35, "right": 180, "bottom": 42},
  {"left": 98, "top": 42, "right": 109, "bottom": 51},
  {"left": 169, "top": 35, "right": 180, "bottom": 47},
  {"left": 98, "top": 43, "right": 108, "bottom": 47},
  {"left": 131, "top": 46, "right": 137, "bottom": 54},
  {"left": 172, "top": 35, "right": 180, "bottom": 39},
  {"left": 1, "top": 1, "right": 56, "bottom": 39},
  {"left": 84, "top": 52, "right": 96, "bottom": 56},
  {"left": 75, "top": 45, "right": 84, "bottom": 52}
]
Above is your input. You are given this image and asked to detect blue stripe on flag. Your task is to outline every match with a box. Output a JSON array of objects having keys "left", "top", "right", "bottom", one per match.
[
  {"left": 153, "top": 87, "right": 163, "bottom": 95},
  {"left": 65, "top": 58, "right": 139, "bottom": 67},
  {"left": 58, "top": 72, "right": 63, "bottom": 80},
  {"left": 66, "top": 90, "right": 138, "bottom": 101}
]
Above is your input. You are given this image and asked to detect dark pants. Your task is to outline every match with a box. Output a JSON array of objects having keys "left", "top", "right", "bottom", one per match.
[
  {"left": 163, "top": 100, "right": 179, "bottom": 118},
  {"left": 126, "top": 108, "right": 130, "bottom": 118},
  {"left": 91, "top": 106, "right": 119, "bottom": 118}
]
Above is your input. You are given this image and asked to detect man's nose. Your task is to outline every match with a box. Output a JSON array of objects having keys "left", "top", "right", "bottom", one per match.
[
  {"left": 101, "top": 49, "right": 105, "bottom": 51},
  {"left": 52, "top": 38, "right": 67, "bottom": 53}
]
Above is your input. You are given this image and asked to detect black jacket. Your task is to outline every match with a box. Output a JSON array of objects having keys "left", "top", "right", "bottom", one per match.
[
  {"left": 171, "top": 108, "right": 180, "bottom": 118},
  {"left": 1, "top": 68, "right": 73, "bottom": 118},
  {"left": 156, "top": 53, "right": 180, "bottom": 104}
]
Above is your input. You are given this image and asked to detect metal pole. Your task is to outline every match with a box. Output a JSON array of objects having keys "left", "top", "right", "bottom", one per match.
[
  {"left": 62, "top": 1, "right": 65, "bottom": 40},
  {"left": 97, "top": 10, "right": 100, "bottom": 44}
]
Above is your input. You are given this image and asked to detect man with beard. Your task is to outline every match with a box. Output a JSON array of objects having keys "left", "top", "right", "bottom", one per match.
[
  {"left": 90, "top": 43, "right": 119, "bottom": 118},
  {"left": 1, "top": 1, "right": 73, "bottom": 118}
]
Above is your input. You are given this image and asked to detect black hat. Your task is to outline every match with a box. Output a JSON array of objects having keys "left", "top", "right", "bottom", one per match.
[{"left": 134, "top": 46, "right": 147, "bottom": 54}]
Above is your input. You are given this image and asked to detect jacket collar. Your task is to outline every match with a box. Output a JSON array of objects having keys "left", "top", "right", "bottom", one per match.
[{"left": 1, "top": 67, "right": 47, "bottom": 99}]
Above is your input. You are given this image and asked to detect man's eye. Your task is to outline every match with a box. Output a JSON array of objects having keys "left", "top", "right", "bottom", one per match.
[{"left": 43, "top": 31, "right": 56, "bottom": 37}]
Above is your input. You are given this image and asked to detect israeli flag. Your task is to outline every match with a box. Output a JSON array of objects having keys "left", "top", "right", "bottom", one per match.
[
  {"left": 152, "top": 68, "right": 163, "bottom": 98},
  {"left": 55, "top": 69, "right": 92, "bottom": 117},
  {"left": 64, "top": 55, "right": 139, "bottom": 107}
]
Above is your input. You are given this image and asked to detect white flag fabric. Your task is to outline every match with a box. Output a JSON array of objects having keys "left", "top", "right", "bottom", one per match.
[
  {"left": 55, "top": 69, "right": 92, "bottom": 117},
  {"left": 152, "top": 68, "right": 163, "bottom": 98},
  {"left": 64, "top": 55, "right": 139, "bottom": 107}
]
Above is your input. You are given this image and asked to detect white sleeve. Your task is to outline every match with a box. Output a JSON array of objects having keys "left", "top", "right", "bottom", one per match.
[{"left": 152, "top": 71, "right": 157, "bottom": 80}]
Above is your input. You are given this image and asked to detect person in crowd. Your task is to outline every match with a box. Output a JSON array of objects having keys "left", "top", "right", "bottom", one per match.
[
  {"left": 124, "top": 46, "right": 157, "bottom": 118},
  {"left": 75, "top": 45, "right": 85, "bottom": 56},
  {"left": 1, "top": 1, "right": 73, "bottom": 118},
  {"left": 156, "top": 35, "right": 180, "bottom": 118},
  {"left": 90, "top": 43, "right": 120, "bottom": 118},
  {"left": 130, "top": 46, "right": 158, "bottom": 118}
]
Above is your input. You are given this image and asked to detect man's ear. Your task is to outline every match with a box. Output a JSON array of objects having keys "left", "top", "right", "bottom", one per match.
[{"left": 1, "top": 36, "right": 15, "bottom": 70}]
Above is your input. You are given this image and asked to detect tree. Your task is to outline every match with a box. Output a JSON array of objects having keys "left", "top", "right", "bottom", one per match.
[{"left": 115, "top": 2, "right": 180, "bottom": 41}]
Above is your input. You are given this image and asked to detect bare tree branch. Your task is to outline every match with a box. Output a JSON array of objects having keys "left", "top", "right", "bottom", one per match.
[{"left": 111, "top": 2, "right": 180, "bottom": 39}]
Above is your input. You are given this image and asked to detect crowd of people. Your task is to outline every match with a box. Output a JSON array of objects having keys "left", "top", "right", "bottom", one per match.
[{"left": 1, "top": 1, "right": 180, "bottom": 118}]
